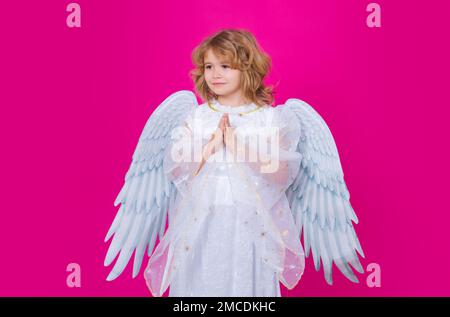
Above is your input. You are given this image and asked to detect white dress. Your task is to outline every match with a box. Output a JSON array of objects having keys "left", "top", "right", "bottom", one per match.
[{"left": 144, "top": 98, "right": 305, "bottom": 297}]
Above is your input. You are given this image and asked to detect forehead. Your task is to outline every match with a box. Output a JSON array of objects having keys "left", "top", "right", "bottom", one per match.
[{"left": 204, "top": 49, "right": 230, "bottom": 63}]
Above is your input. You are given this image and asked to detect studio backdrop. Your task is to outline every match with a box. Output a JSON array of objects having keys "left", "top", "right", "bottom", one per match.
[{"left": 0, "top": 0, "right": 449, "bottom": 297}]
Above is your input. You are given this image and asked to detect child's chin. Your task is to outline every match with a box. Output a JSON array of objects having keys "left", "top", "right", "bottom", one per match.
[{"left": 214, "top": 88, "right": 229, "bottom": 95}]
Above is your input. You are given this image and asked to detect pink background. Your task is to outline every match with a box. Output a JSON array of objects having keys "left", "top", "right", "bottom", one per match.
[{"left": 1, "top": 0, "right": 449, "bottom": 296}]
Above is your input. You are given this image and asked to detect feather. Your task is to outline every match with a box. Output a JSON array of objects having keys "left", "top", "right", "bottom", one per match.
[
  {"left": 284, "top": 98, "right": 364, "bottom": 285},
  {"left": 104, "top": 90, "right": 198, "bottom": 281}
]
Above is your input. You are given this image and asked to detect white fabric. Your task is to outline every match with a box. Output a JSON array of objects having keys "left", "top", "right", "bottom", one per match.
[{"left": 144, "top": 99, "right": 305, "bottom": 297}]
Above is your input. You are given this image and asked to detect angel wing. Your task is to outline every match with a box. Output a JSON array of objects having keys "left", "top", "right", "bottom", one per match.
[
  {"left": 104, "top": 90, "right": 198, "bottom": 281},
  {"left": 283, "top": 98, "right": 365, "bottom": 285}
]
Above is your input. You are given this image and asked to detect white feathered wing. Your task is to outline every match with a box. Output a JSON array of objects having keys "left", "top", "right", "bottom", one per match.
[
  {"left": 283, "top": 98, "right": 365, "bottom": 285},
  {"left": 104, "top": 90, "right": 198, "bottom": 281}
]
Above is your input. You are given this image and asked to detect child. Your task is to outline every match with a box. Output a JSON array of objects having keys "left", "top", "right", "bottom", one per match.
[{"left": 104, "top": 29, "right": 364, "bottom": 297}]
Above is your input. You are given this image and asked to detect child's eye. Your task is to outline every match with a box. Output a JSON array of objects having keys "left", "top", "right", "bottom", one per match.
[{"left": 204, "top": 64, "right": 230, "bottom": 70}]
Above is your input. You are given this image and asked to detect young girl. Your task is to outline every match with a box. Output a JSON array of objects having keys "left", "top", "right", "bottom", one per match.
[{"left": 104, "top": 29, "right": 364, "bottom": 297}]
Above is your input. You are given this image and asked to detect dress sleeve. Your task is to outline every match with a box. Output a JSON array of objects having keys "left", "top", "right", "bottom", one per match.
[
  {"left": 234, "top": 106, "right": 302, "bottom": 203},
  {"left": 228, "top": 107, "right": 305, "bottom": 289},
  {"left": 163, "top": 108, "right": 205, "bottom": 197}
]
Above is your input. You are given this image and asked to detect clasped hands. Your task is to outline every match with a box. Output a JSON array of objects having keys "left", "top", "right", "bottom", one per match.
[
  {"left": 208, "top": 113, "right": 237, "bottom": 156},
  {"left": 193, "top": 113, "right": 238, "bottom": 175}
]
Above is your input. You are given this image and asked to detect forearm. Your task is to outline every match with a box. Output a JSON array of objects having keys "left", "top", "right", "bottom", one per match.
[{"left": 193, "top": 140, "right": 220, "bottom": 176}]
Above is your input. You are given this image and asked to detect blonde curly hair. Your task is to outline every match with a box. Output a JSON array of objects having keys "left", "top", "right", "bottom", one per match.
[{"left": 190, "top": 28, "right": 275, "bottom": 107}]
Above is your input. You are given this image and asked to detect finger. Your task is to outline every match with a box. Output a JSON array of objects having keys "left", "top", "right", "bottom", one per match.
[
  {"left": 219, "top": 115, "right": 227, "bottom": 128},
  {"left": 224, "top": 128, "right": 228, "bottom": 144}
]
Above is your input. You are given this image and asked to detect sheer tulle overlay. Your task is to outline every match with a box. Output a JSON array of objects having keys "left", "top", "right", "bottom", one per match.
[{"left": 144, "top": 100, "right": 305, "bottom": 297}]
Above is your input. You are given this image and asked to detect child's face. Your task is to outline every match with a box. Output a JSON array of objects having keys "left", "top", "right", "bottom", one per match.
[{"left": 204, "top": 49, "right": 243, "bottom": 99}]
